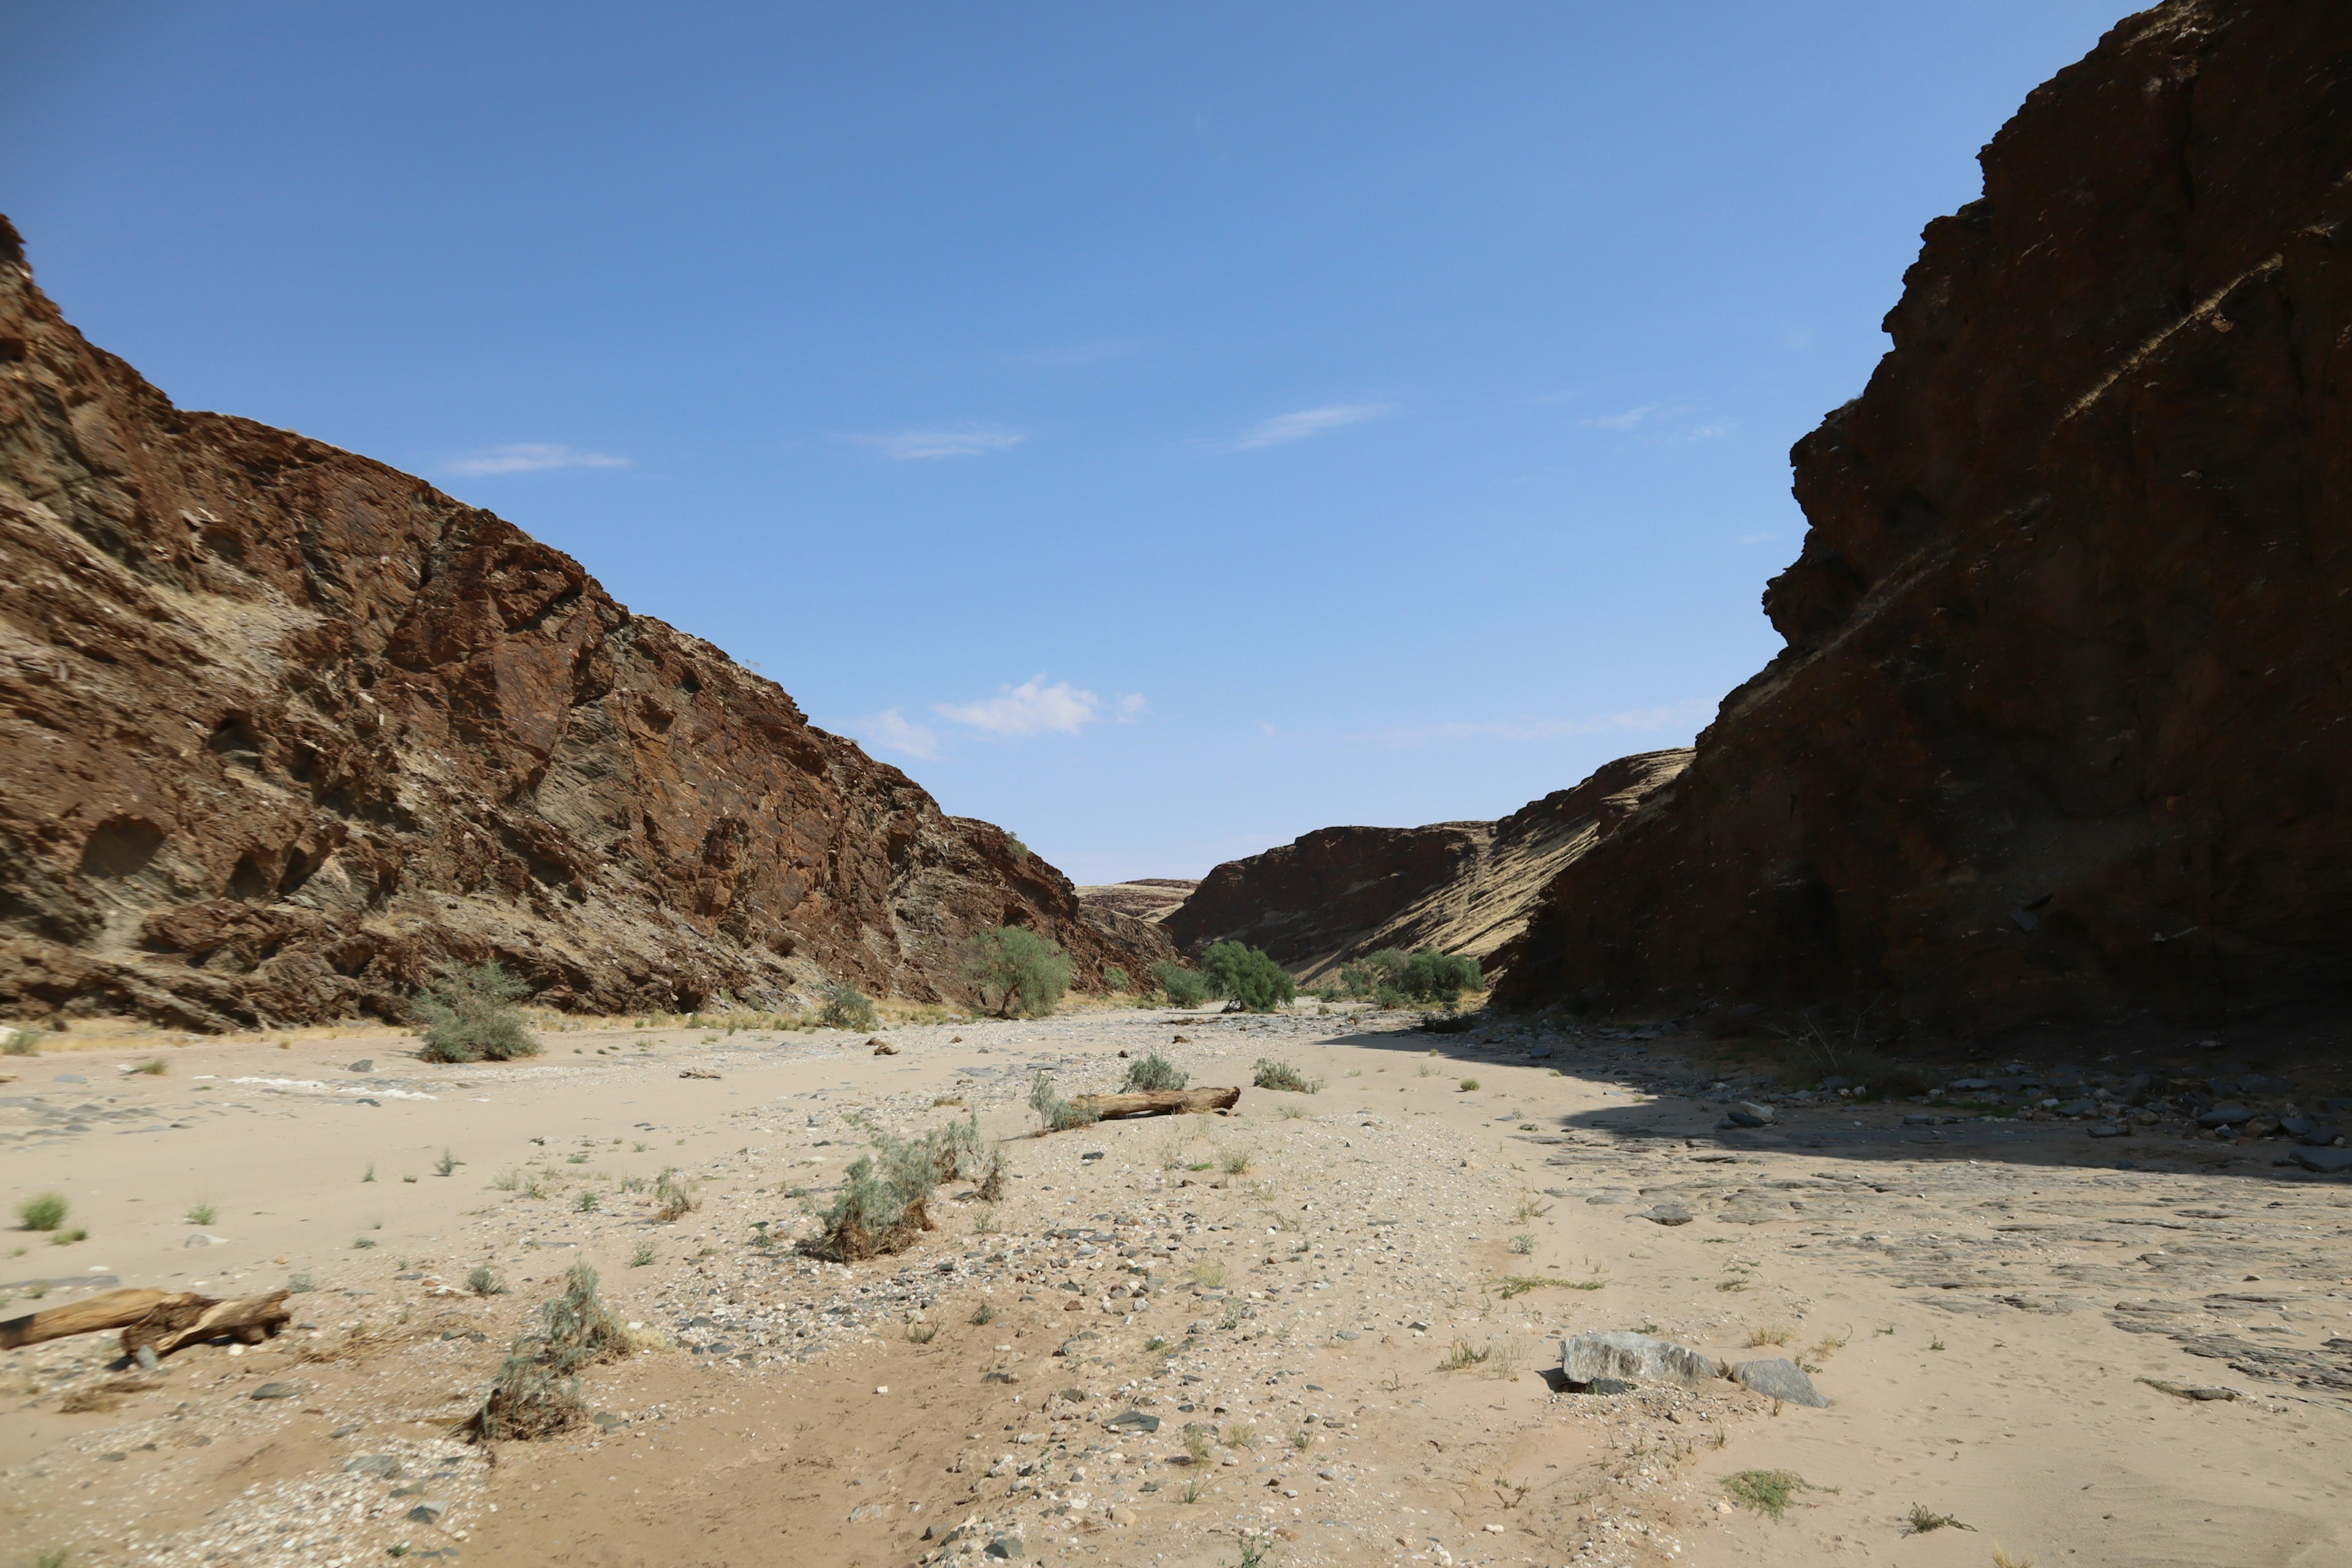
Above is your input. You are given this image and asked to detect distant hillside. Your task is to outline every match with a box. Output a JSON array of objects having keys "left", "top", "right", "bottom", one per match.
[{"left": 1076, "top": 879, "right": 1200, "bottom": 923}]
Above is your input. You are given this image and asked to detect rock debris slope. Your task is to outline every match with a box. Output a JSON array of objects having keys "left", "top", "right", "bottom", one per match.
[
  {"left": 1501, "top": 1, "right": 2352, "bottom": 1033},
  {"left": 0, "top": 216, "right": 1159, "bottom": 1029},
  {"left": 1164, "top": 749, "right": 1689, "bottom": 981}
]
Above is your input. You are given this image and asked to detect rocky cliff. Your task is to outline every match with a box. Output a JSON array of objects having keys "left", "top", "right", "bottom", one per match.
[
  {"left": 1076, "top": 879, "right": 1199, "bottom": 924},
  {"left": 0, "top": 218, "right": 1161, "bottom": 1030},
  {"left": 1163, "top": 750, "right": 1689, "bottom": 982},
  {"left": 1496, "top": 1, "right": 2352, "bottom": 1034}
]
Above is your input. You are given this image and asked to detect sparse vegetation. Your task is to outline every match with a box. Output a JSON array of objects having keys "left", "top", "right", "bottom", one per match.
[
  {"left": 574, "top": 1191, "right": 599, "bottom": 1213},
  {"left": 435, "top": 1148, "right": 462, "bottom": 1177},
  {"left": 1458, "top": 1077, "right": 1480, "bottom": 1092},
  {"left": 469, "top": 1266, "right": 508, "bottom": 1297},
  {"left": 1102, "top": 964, "right": 1131, "bottom": 993},
  {"left": 971, "top": 1302, "right": 997, "bottom": 1326},
  {"left": 816, "top": 981, "right": 878, "bottom": 1032},
  {"left": 1152, "top": 960, "right": 1212, "bottom": 1008},
  {"left": 415, "top": 961, "right": 541, "bottom": 1063},
  {"left": 287, "top": 1272, "right": 316, "bottom": 1293},
  {"left": 1252, "top": 1058, "right": 1317, "bottom": 1093},
  {"left": 907, "top": 1319, "right": 939, "bottom": 1344},
  {"left": 1219, "top": 1148, "right": 1253, "bottom": 1175},
  {"left": 1510, "top": 1233, "right": 1535, "bottom": 1254},
  {"left": 1725, "top": 1469, "right": 1832, "bottom": 1520},
  {"left": 1201, "top": 941, "right": 1297, "bottom": 1012},
  {"left": 654, "top": 1169, "right": 698, "bottom": 1221},
  {"left": 965, "top": 925, "right": 1076, "bottom": 1017},
  {"left": 1438, "top": 1338, "right": 1493, "bottom": 1371},
  {"left": 1125, "top": 1051, "right": 1189, "bottom": 1092},
  {"left": 17, "top": 1192, "right": 67, "bottom": 1232},
  {"left": 1746, "top": 1323, "right": 1793, "bottom": 1348},
  {"left": 1183, "top": 1422, "right": 1213, "bottom": 1462},
  {"left": 186, "top": 1199, "right": 218, "bottom": 1226},
  {"left": 1905, "top": 1504, "right": 1973, "bottom": 1536},
  {"left": 2, "top": 1026, "right": 42, "bottom": 1057},
  {"left": 813, "top": 1131, "right": 944, "bottom": 1261},
  {"left": 1029, "top": 1071, "right": 1099, "bottom": 1133},
  {"left": 132, "top": 1058, "right": 167, "bottom": 1076},
  {"left": 472, "top": 1263, "right": 633, "bottom": 1441}
]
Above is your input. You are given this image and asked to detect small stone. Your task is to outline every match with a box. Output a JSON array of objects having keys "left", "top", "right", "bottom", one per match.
[
  {"left": 1081, "top": 1151, "right": 1106, "bottom": 1161},
  {"left": 1730, "top": 1358, "right": 1828, "bottom": 1407},
  {"left": 135, "top": 1345, "right": 159, "bottom": 1371},
  {"left": 345, "top": 1455, "right": 401, "bottom": 1478},
  {"left": 1722, "top": 1102, "right": 1774, "bottom": 1128},
  {"left": 406, "top": 1501, "right": 449, "bottom": 1524},
  {"left": 346, "top": 1060, "right": 373, "bottom": 1073},
  {"left": 250, "top": 1382, "right": 298, "bottom": 1400},
  {"left": 985, "top": 1534, "right": 1026, "bottom": 1559},
  {"left": 1408, "top": 1320, "right": 1431, "bottom": 1332},
  {"left": 184, "top": 1232, "right": 225, "bottom": 1248},
  {"left": 1337, "top": 1330, "right": 1362, "bottom": 1341},
  {"left": 849, "top": 1502, "right": 884, "bottom": 1521}
]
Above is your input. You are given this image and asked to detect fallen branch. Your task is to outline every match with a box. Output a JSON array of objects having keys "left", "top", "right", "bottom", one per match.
[
  {"left": 125, "top": 1291, "right": 293, "bottom": 1357},
  {"left": 1069, "top": 1087, "right": 1239, "bottom": 1120},
  {"left": 1, "top": 1288, "right": 198, "bottom": 1351}
]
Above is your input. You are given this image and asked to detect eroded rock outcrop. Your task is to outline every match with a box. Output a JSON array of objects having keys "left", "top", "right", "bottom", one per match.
[
  {"left": 1076, "top": 879, "right": 1199, "bottom": 924},
  {"left": 0, "top": 218, "right": 1161, "bottom": 1029},
  {"left": 1163, "top": 750, "right": 1689, "bottom": 981},
  {"left": 1496, "top": 2, "right": 2352, "bottom": 1033}
]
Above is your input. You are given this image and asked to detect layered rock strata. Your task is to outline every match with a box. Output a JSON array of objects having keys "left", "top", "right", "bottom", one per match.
[
  {"left": 0, "top": 217, "right": 1161, "bottom": 1029},
  {"left": 1497, "top": 1, "right": 2352, "bottom": 1032}
]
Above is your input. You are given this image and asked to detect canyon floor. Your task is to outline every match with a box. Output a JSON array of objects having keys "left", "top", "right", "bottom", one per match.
[{"left": 1, "top": 1006, "right": 2347, "bottom": 1568}]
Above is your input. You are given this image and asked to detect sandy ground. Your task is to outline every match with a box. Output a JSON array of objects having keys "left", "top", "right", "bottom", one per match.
[{"left": 2, "top": 1008, "right": 2348, "bottom": 1568}]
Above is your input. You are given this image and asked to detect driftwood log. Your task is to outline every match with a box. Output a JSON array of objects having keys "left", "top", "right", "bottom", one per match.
[
  {"left": 1071, "top": 1087, "right": 1240, "bottom": 1120},
  {"left": 0, "top": 1286, "right": 292, "bottom": 1358}
]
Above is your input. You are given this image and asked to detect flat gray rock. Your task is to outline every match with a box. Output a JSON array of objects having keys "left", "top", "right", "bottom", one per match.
[
  {"left": 2087, "top": 1123, "right": 2131, "bottom": 1138},
  {"left": 1731, "top": 1357, "right": 1828, "bottom": 1407},
  {"left": 2291, "top": 1145, "right": 2352, "bottom": 1174},
  {"left": 1635, "top": 1204, "right": 1693, "bottom": 1226},
  {"left": 1721, "top": 1102, "right": 1774, "bottom": 1128},
  {"left": 344, "top": 1455, "right": 401, "bottom": 1478},
  {"left": 1105, "top": 1409, "right": 1161, "bottom": 1433},
  {"left": 250, "top": 1382, "right": 298, "bottom": 1400},
  {"left": 1561, "top": 1330, "right": 1719, "bottom": 1387}
]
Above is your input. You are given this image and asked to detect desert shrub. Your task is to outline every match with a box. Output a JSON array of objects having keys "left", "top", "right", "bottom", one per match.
[
  {"left": 17, "top": 1192, "right": 68, "bottom": 1231},
  {"left": 1029, "top": 1071, "right": 1099, "bottom": 1133},
  {"left": 472, "top": 1263, "right": 631, "bottom": 1441},
  {"left": 816, "top": 1131, "right": 943, "bottom": 1261},
  {"left": 965, "top": 926, "right": 1074, "bottom": 1017},
  {"left": 816, "top": 981, "right": 878, "bottom": 1031},
  {"left": 653, "top": 1168, "right": 698, "bottom": 1221},
  {"left": 1202, "top": 941, "right": 1296, "bottom": 1012},
  {"left": 1338, "top": 950, "right": 1408, "bottom": 999},
  {"left": 1125, "top": 1051, "right": 1189, "bottom": 1092},
  {"left": 469, "top": 1266, "right": 508, "bottom": 1296},
  {"left": 1152, "top": 960, "right": 1211, "bottom": 1008},
  {"left": 1102, "top": 964, "right": 1131, "bottom": 993},
  {"left": 1, "top": 1027, "right": 42, "bottom": 1057},
  {"left": 1252, "top": 1058, "right": 1317, "bottom": 1093},
  {"left": 415, "top": 961, "right": 540, "bottom": 1063},
  {"left": 1401, "top": 949, "right": 1482, "bottom": 1006}
]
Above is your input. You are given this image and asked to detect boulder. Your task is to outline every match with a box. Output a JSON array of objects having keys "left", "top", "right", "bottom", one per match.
[
  {"left": 1730, "top": 1357, "right": 1828, "bottom": 1408},
  {"left": 1560, "top": 1331, "right": 1719, "bottom": 1388},
  {"left": 2291, "top": 1146, "right": 2352, "bottom": 1174}
]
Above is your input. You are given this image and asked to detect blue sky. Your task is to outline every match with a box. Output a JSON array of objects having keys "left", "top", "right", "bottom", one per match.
[{"left": 7, "top": 1, "right": 2123, "bottom": 883}]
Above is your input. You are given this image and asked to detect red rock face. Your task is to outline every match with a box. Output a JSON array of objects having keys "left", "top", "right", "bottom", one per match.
[
  {"left": 0, "top": 219, "right": 1164, "bottom": 1030},
  {"left": 1163, "top": 750, "right": 1689, "bottom": 981},
  {"left": 1496, "top": 1, "right": 2352, "bottom": 1032}
]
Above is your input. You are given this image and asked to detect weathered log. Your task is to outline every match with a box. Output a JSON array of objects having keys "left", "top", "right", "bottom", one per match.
[
  {"left": 1, "top": 1288, "right": 200, "bottom": 1351},
  {"left": 1070, "top": 1087, "right": 1240, "bottom": 1120},
  {"left": 126, "top": 1291, "right": 293, "bottom": 1357}
]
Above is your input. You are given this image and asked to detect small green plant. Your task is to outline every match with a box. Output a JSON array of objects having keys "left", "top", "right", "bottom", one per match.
[
  {"left": 1125, "top": 1051, "right": 1189, "bottom": 1092},
  {"left": 413, "top": 960, "right": 541, "bottom": 1063},
  {"left": 435, "top": 1149, "right": 462, "bottom": 1177},
  {"left": 1746, "top": 1323, "right": 1793, "bottom": 1348},
  {"left": 2, "top": 1026, "right": 43, "bottom": 1057},
  {"left": 471, "top": 1262, "right": 634, "bottom": 1441},
  {"left": 1929, "top": 1335, "right": 1947, "bottom": 1352},
  {"left": 1224, "top": 1422, "right": 1255, "bottom": 1448},
  {"left": 908, "top": 1320, "right": 939, "bottom": 1344},
  {"left": 49, "top": 1227, "right": 87, "bottom": 1245},
  {"left": 36, "top": 1550, "right": 68, "bottom": 1568},
  {"left": 1458, "top": 1077, "right": 1480, "bottom": 1092},
  {"left": 965, "top": 926, "right": 1075, "bottom": 1017},
  {"left": 1183, "top": 1422, "right": 1213, "bottom": 1461},
  {"left": 287, "top": 1272, "right": 317, "bottom": 1293},
  {"left": 492, "top": 1169, "right": 522, "bottom": 1191},
  {"left": 1439, "top": 1338, "right": 1491, "bottom": 1371},
  {"left": 816, "top": 981, "right": 879, "bottom": 1032},
  {"left": 353, "top": 1235, "right": 377, "bottom": 1249},
  {"left": 1219, "top": 1148, "right": 1252, "bottom": 1175},
  {"left": 1152, "top": 960, "right": 1212, "bottom": 1008},
  {"left": 815, "top": 1131, "right": 941, "bottom": 1261},
  {"left": 574, "top": 1191, "right": 599, "bottom": 1213},
  {"left": 1724, "top": 1469, "right": 1832, "bottom": 1520},
  {"left": 1029, "top": 1071, "right": 1099, "bottom": 1133},
  {"left": 132, "top": 1058, "right": 168, "bottom": 1076},
  {"left": 1102, "top": 964, "right": 1131, "bottom": 993},
  {"left": 1146, "top": 1334, "right": 1170, "bottom": 1351},
  {"left": 1201, "top": 941, "right": 1296, "bottom": 1012},
  {"left": 363, "top": 1163, "right": 376, "bottom": 1183},
  {"left": 1193, "top": 1259, "right": 1227, "bottom": 1289},
  {"left": 971, "top": 1302, "right": 997, "bottom": 1326},
  {"left": 17, "top": 1192, "right": 67, "bottom": 1232},
  {"left": 1290, "top": 1426, "right": 1313, "bottom": 1451},
  {"left": 469, "top": 1265, "right": 508, "bottom": 1296},
  {"left": 1510, "top": 1234, "right": 1535, "bottom": 1255},
  {"left": 654, "top": 1169, "right": 698, "bottom": 1221},
  {"left": 186, "top": 1199, "right": 218, "bottom": 1226},
  {"left": 1514, "top": 1194, "right": 1554, "bottom": 1221},
  {"left": 1252, "top": 1058, "right": 1316, "bottom": 1093},
  {"left": 624, "top": 1238, "right": 654, "bottom": 1267},
  {"left": 1177, "top": 1476, "right": 1207, "bottom": 1504},
  {"left": 1904, "top": 1504, "right": 1973, "bottom": 1536}
]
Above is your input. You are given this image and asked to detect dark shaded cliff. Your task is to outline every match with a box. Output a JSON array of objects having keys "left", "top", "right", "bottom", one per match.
[
  {"left": 1164, "top": 750, "right": 1689, "bottom": 982},
  {"left": 0, "top": 219, "right": 1162, "bottom": 1029},
  {"left": 1496, "top": 1, "right": 2352, "bottom": 1034}
]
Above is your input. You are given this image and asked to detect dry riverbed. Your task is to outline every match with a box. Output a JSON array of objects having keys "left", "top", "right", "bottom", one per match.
[{"left": 2, "top": 1008, "right": 2348, "bottom": 1567}]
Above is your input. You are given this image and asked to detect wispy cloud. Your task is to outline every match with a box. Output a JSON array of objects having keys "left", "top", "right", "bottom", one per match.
[
  {"left": 1740, "top": 531, "right": 1779, "bottom": 545},
  {"left": 1586, "top": 404, "right": 1732, "bottom": 442},
  {"left": 1588, "top": 403, "right": 1683, "bottom": 432},
  {"left": 1114, "top": 693, "right": 1148, "bottom": 722},
  {"left": 1014, "top": 339, "right": 1139, "bottom": 370},
  {"left": 1360, "top": 699, "right": 1712, "bottom": 748},
  {"left": 1230, "top": 402, "right": 1394, "bottom": 450},
  {"left": 935, "top": 675, "right": 1109, "bottom": 737},
  {"left": 854, "top": 707, "right": 941, "bottom": 760},
  {"left": 850, "top": 425, "right": 1027, "bottom": 461},
  {"left": 447, "top": 443, "right": 629, "bottom": 477}
]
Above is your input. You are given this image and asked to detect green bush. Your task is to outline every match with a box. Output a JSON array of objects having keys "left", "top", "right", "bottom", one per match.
[
  {"left": 1401, "top": 949, "right": 1482, "bottom": 1006},
  {"left": 965, "top": 927, "right": 1074, "bottom": 1017},
  {"left": 472, "top": 1263, "right": 632, "bottom": 1441},
  {"left": 1338, "top": 950, "right": 1408, "bottom": 999},
  {"left": 816, "top": 980, "right": 878, "bottom": 1031},
  {"left": 1252, "top": 1058, "right": 1317, "bottom": 1093},
  {"left": 1202, "top": 941, "right": 1296, "bottom": 1012},
  {"left": 818, "top": 1132, "right": 942, "bottom": 1260},
  {"left": 1153, "top": 960, "right": 1211, "bottom": 1008},
  {"left": 1125, "top": 1051, "right": 1189, "bottom": 1092},
  {"left": 17, "top": 1191, "right": 68, "bottom": 1231},
  {"left": 1029, "top": 1071, "right": 1099, "bottom": 1133},
  {"left": 1102, "top": 964, "right": 1131, "bottom": 993},
  {"left": 414, "top": 961, "right": 540, "bottom": 1063},
  {"left": 3, "top": 1027, "right": 44, "bottom": 1057}
]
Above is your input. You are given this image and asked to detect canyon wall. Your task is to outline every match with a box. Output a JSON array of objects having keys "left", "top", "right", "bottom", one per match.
[
  {"left": 0, "top": 217, "right": 1163, "bottom": 1030},
  {"left": 1163, "top": 750, "right": 1689, "bottom": 982},
  {"left": 1496, "top": 1, "right": 2352, "bottom": 1034}
]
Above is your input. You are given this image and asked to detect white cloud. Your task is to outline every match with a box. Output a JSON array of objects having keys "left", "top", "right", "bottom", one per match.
[
  {"left": 935, "top": 675, "right": 1108, "bottom": 738},
  {"left": 447, "top": 443, "right": 629, "bottom": 477},
  {"left": 855, "top": 707, "right": 941, "bottom": 760},
  {"left": 1231, "top": 403, "right": 1393, "bottom": 450},
  {"left": 1363, "top": 699, "right": 1712, "bottom": 748},
  {"left": 1115, "top": 693, "right": 1148, "bottom": 722},
  {"left": 1740, "top": 531, "right": 1779, "bottom": 545},
  {"left": 850, "top": 426, "right": 1027, "bottom": 461}
]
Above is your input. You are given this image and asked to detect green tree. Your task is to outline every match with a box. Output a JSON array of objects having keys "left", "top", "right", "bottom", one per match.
[
  {"left": 965, "top": 926, "right": 1074, "bottom": 1017},
  {"left": 1152, "top": 959, "right": 1211, "bottom": 1007},
  {"left": 415, "top": 960, "right": 540, "bottom": 1063},
  {"left": 1401, "top": 949, "right": 1482, "bottom": 1006},
  {"left": 816, "top": 981, "right": 878, "bottom": 1031},
  {"left": 1201, "top": 941, "right": 1296, "bottom": 1012}
]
